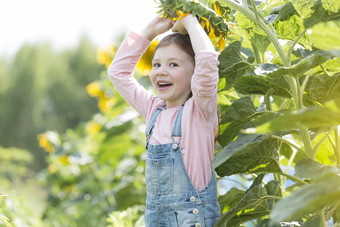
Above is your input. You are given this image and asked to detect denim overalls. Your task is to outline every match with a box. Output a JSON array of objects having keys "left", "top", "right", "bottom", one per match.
[{"left": 145, "top": 105, "right": 221, "bottom": 227}]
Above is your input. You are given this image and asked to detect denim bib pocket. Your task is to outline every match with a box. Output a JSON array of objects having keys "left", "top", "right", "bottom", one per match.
[{"left": 146, "top": 156, "right": 174, "bottom": 195}]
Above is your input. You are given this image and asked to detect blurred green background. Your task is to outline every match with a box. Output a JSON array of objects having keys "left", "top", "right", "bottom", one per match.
[{"left": 0, "top": 1, "right": 159, "bottom": 226}]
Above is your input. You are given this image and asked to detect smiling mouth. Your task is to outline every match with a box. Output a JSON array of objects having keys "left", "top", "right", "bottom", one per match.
[{"left": 158, "top": 82, "right": 173, "bottom": 89}]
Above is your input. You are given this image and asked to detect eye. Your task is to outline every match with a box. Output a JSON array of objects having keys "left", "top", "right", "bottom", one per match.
[
  {"left": 153, "top": 63, "right": 161, "bottom": 68},
  {"left": 170, "top": 63, "right": 178, "bottom": 67}
]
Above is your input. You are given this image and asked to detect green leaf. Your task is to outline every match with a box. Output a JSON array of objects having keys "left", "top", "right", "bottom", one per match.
[
  {"left": 218, "top": 96, "right": 268, "bottom": 147},
  {"left": 218, "top": 187, "right": 245, "bottom": 213},
  {"left": 292, "top": 0, "right": 340, "bottom": 28},
  {"left": 270, "top": 172, "right": 340, "bottom": 223},
  {"left": 272, "top": 2, "right": 298, "bottom": 22},
  {"left": 311, "top": 19, "right": 340, "bottom": 50},
  {"left": 216, "top": 174, "right": 271, "bottom": 227},
  {"left": 220, "top": 97, "right": 256, "bottom": 124},
  {"left": 250, "top": 33, "right": 271, "bottom": 54},
  {"left": 280, "top": 143, "right": 307, "bottom": 165},
  {"left": 267, "top": 51, "right": 331, "bottom": 78},
  {"left": 274, "top": 14, "right": 313, "bottom": 48},
  {"left": 295, "top": 158, "right": 340, "bottom": 179},
  {"left": 265, "top": 180, "right": 281, "bottom": 209},
  {"left": 255, "top": 98, "right": 340, "bottom": 132},
  {"left": 303, "top": 1, "right": 340, "bottom": 28},
  {"left": 218, "top": 41, "right": 254, "bottom": 89},
  {"left": 234, "top": 72, "right": 291, "bottom": 98},
  {"left": 214, "top": 134, "right": 282, "bottom": 177},
  {"left": 218, "top": 119, "right": 252, "bottom": 147},
  {"left": 333, "top": 204, "right": 340, "bottom": 224},
  {"left": 306, "top": 72, "right": 340, "bottom": 104},
  {"left": 302, "top": 215, "right": 321, "bottom": 227}
]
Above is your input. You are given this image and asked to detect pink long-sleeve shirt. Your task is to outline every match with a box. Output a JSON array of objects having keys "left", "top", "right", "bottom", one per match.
[{"left": 107, "top": 31, "right": 219, "bottom": 192}]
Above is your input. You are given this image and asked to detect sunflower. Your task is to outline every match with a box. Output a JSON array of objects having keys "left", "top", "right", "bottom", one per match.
[{"left": 135, "top": 39, "right": 159, "bottom": 76}]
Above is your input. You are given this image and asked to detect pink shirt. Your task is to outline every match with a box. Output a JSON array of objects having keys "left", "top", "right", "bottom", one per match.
[{"left": 107, "top": 31, "right": 219, "bottom": 191}]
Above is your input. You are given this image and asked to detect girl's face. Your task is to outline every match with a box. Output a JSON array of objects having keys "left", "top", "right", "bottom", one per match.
[{"left": 150, "top": 44, "right": 195, "bottom": 108}]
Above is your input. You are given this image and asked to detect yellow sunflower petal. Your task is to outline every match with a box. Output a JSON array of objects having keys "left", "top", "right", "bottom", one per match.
[
  {"left": 173, "top": 11, "right": 190, "bottom": 21},
  {"left": 136, "top": 40, "right": 159, "bottom": 76},
  {"left": 208, "top": 26, "right": 216, "bottom": 41},
  {"left": 200, "top": 17, "right": 210, "bottom": 30},
  {"left": 218, "top": 35, "right": 226, "bottom": 51},
  {"left": 200, "top": 20, "right": 206, "bottom": 29}
]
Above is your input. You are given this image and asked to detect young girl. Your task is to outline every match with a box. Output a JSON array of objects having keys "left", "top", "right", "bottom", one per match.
[{"left": 108, "top": 14, "right": 220, "bottom": 227}]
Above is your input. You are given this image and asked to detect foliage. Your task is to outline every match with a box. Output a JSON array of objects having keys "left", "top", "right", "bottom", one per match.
[
  {"left": 151, "top": 0, "right": 340, "bottom": 226},
  {"left": 0, "top": 194, "right": 11, "bottom": 227},
  {"left": 106, "top": 205, "right": 145, "bottom": 227},
  {"left": 0, "top": 147, "right": 46, "bottom": 227},
  {"left": 0, "top": 36, "right": 102, "bottom": 170},
  {"left": 183, "top": 0, "right": 340, "bottom": 226},
  {"left": 36, "top": 42, "right": 156, "bottom": 226}
]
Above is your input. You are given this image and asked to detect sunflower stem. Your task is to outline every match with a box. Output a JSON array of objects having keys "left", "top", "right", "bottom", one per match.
[{"left": 220, "top": 0, "right": 288, "bottom": 66}]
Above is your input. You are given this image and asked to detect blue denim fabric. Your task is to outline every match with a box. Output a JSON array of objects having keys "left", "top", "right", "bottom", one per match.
[{"left": 145, "top": 105, "right": 220, "bottom": 227}]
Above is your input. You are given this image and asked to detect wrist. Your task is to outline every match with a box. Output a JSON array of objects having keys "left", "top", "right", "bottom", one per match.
[
  {"left": 140, "top": 28, "right": 156, "bottom": 41},
  {"left": 182, "top": 14, "right": 199, "bottom": 28}
]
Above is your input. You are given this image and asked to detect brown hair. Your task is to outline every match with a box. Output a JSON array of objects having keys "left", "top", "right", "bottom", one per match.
[{"left": 155, "top": 33, "right": 195, "bottom": 64}]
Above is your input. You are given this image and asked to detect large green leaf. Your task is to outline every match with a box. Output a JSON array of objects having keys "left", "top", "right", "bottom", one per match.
[
  {"left": 218, "top": 96, "right": 279, "bottom": 146},
  {"left": 333, "top": 204, "right": 340, "bottom": 224},
  {"left": 302, "top": 215, "right": 321, "bottom": 227},
  {"left": 306, "top": 72, "right": 340, "bottom": 104},
  {"left": 270, "top": 172, "right": 340, "bottom": 224},
  {"left": 218, "top": 119, "right": 253, "bottom": 147},
  {"left": 216, "top": 174, "right": 271, "bottom": 227},
  {"left": 266, "top": 51, "right": 331, "bottom": 78},
  {"left": 233, "top": 63, "right": 293, "bottom": 98},
  {"left": 292, "top": 0, "right": 340, "bottom": 28},
  {"left": 311, "top": 19, "right": 340, "bottom": 50},
  {"left": 220, "top": 97, "right": 256, "bottom": 124},
  {"left": 280, "top": 142, "right": 307, "bottom": 165},
  {"left": 272, "top": 2, "right": 298, "bottom": 22},
  {"left": 218, "top": 41, "right": 254, "bottom": 89},
  {"left": 274, "top": 14, "right": 313, "bottom": 48},
  {"left": 213, "top": 134, "right": 282, "bottom": 176},
  {"left": 250, "top": 33, "right": 271, "bottom": 54},
  {"left": 234, "top": 72, "right": 291, "bottom": 98},
  {"left": 256, "top": 98, "right": 340, "bottom": 132},
  {"left": 295, "top": 158, "right": 340, "bottom": 179},
  {"left": 218, "top": 187, "right": 245, "bottom": 213}
]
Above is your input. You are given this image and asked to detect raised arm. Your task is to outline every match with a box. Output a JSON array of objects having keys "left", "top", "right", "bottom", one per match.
[
  {"left": 172, "top": 14, "right": 215, "bottom": 54},
  {"left": 139, "top": 14, "right": 173, "bottom": 41},
  {"left": 172, "top": 14, "right": 219, "bottom": 119}
]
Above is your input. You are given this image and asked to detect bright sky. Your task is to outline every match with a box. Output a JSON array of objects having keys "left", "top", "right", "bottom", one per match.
[{"left": 0, "top": 0, "right": 159, "bottom": 55}]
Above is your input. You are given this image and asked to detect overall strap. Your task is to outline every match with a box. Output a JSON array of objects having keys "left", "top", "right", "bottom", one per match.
[
  {"left": 145, "top": 106, "right": 165, "bottom": 148},
  {"left": 145, "top": 106, "right": 165, "bottom": 137},
  {"left": 171, "top": 105, "right": 184, "bottom": 138}
]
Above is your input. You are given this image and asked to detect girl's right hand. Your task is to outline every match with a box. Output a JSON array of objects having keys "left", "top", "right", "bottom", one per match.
[
  {"left": 140, "top": 14, "right": 173, "bottom": 41},
  {"left": 172, "top": 14, "right": 198, "bottom": 35}
]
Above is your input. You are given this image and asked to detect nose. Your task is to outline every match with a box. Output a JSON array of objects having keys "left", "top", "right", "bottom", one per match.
[{"left": 156, "top": 65, "right": 168, "bottom": 76}]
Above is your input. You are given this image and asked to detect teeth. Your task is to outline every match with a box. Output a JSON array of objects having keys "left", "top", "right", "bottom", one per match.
[{"left": 158, "top": 82, "right": 172, "bottom": 86}]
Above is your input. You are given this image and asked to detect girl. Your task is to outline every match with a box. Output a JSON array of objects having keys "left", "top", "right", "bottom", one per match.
[{"left": 108, "top": 14, "right": 220, "bottom": 227}]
